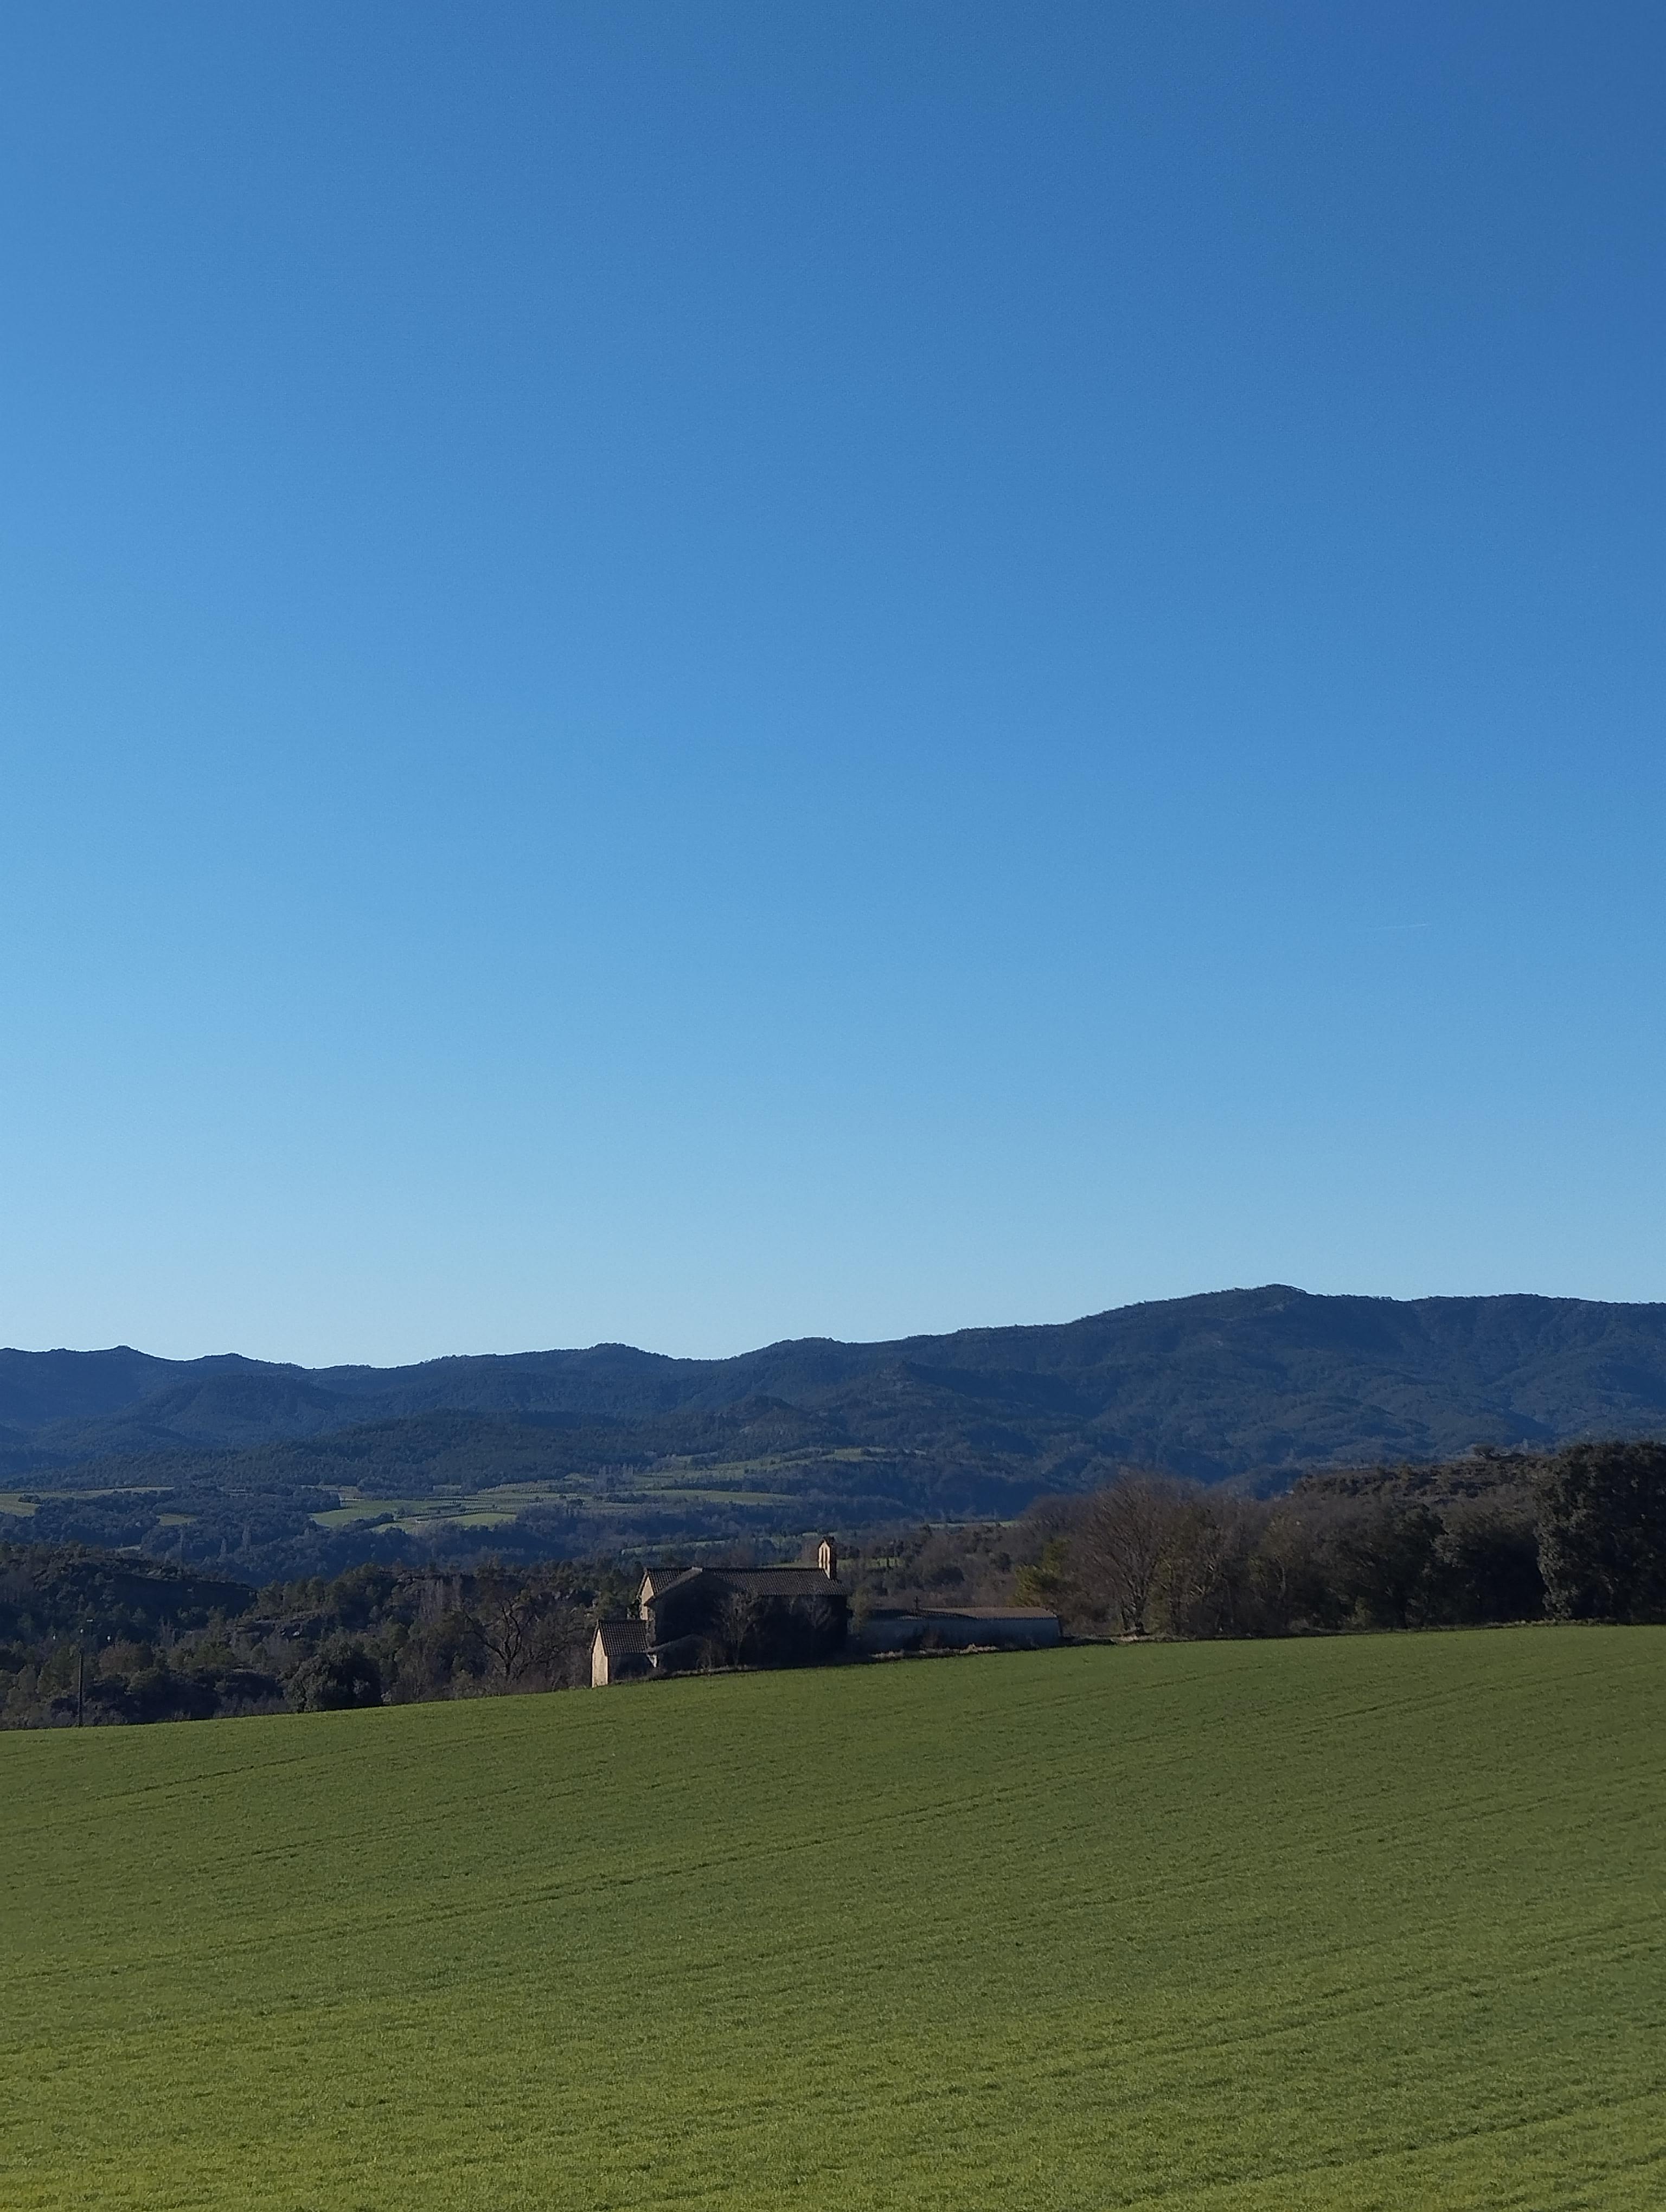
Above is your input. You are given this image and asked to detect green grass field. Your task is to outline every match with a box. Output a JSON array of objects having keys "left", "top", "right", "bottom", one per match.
[{"left": 4, "top": 1630, "right": 1662, "bottom": 2211}]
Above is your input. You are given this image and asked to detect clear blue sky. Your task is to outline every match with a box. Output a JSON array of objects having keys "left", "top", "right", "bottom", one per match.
[{"left": 2, "top": 3, "right": 1662, "bottom": 1365}]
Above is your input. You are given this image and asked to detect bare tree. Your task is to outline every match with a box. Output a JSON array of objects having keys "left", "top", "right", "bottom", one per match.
[
  {"left": 1154, "top": 1495, "right": 1226, "bottom": 1636},
  {"left": 1245, "top": 1503, "right": 1316, "bottom": 1634},
  {"left": 1155, "top": 1494, "right": 1266, "bottom": 1637},
  {"left": 475, "top": 1569, "right": 539, "bottom": 1684},
  {"left": 1077, "top": 1475, "right": 1194, "bottom": 1635}
]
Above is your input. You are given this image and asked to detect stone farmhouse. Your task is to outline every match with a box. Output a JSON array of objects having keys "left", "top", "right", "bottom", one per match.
[
  {"left": 591, "top": 1538, "right": 1061, "bottom": 1685},
  {"left": 591, "top": 1538, "right": 848, "bottom": 1685}
]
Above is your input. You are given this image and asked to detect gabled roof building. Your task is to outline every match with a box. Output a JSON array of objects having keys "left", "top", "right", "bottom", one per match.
[
  {"left": 590, "top": 1541, "right": 848, "bottom": 1686},
  {"left": 590, "top": 1536, "right": 1062, "bottom": 1686},
  {"left": 589, "top": 1617, "right": 651, "bottom": 1687}
]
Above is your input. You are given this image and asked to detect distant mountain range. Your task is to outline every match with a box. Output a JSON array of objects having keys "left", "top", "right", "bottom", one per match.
[{"left": 4, "top": 1286, "right": 1665, "bottom": 1576}]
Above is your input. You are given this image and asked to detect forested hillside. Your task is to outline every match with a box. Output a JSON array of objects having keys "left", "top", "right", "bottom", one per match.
[
  {"left": 4, "top": 1287, "right": 1666, "bottom": 1576},
  {"left": 7, "top": 1436, "right": 1664, "bottom": 1727}
]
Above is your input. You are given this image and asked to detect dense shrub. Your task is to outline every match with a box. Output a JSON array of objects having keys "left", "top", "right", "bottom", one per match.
[{"left": 1535, "top": 1441, "right": 1666, "bottom": 1622}]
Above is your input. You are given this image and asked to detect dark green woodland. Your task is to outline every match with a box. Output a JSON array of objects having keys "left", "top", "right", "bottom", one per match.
[
  {"left": 7, "top": 1286, "right": 1666, "bottom": 1579},
  {"left": 7, "top": 1437, "right": 1664, "bottom": 1727}
]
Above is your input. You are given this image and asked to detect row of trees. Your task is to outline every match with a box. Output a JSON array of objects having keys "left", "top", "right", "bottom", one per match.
[
  {"left": 0, "top": 1555, "right": 637, "bottom": 1727},
  {"left": 1018, "top": 1441, "right": 1666, "bottom": 1637},
  {"left": 5, "top": 1439, "right": 1661, "bottom": 1723}
]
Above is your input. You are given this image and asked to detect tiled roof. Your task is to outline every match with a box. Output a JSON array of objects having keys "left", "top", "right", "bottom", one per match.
[
  {"left": 594, "top": 1619, "right": 650, "bottom": 1655},
  {"left": 637, "top": 1567, "right": 700, "bottom": 1600},
  {"left": 710, "top": 1566, "right": 843, "bottom": 1598},
  {"left": 639, "top": 1564, "right": 842, "bottom": 1604}
]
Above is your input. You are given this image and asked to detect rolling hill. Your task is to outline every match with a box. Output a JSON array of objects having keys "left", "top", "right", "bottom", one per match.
[
  {"left": 3, "top": 1629, "right": 1662, "bottom": 2209},
  {"left": 4, "top": 1285, "right": 1666, "bottom": 1573}
]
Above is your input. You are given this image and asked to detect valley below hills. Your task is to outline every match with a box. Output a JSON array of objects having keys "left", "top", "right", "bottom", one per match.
[{"left": 4, "top": 1284, "right": 1666, "bottom": 1580}]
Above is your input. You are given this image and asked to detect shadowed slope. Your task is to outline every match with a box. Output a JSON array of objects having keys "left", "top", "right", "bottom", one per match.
[{"left": 8, "top": 1287, "right": 1666, "bottom": 1483}]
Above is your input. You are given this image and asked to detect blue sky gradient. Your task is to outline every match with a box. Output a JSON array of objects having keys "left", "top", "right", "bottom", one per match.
[{"left": 2, "top": 3, "right": 1662, "bottom": 1362}]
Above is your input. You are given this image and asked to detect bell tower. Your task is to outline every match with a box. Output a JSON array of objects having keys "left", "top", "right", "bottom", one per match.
[{"left": 817, "top": 1535, "right": 838, "bottom": 1580}]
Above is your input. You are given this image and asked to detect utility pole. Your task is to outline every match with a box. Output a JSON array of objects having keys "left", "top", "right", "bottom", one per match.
[{"left": 76, "top": 1641, "right": 85, "bottom": 1727}]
